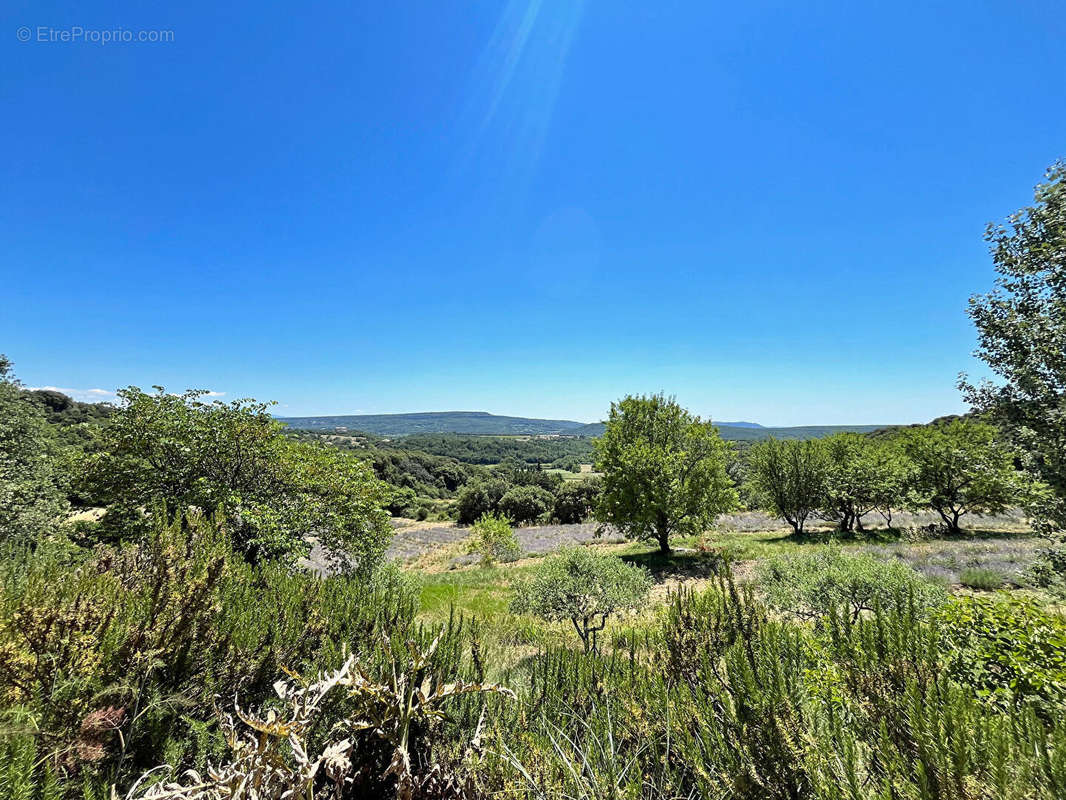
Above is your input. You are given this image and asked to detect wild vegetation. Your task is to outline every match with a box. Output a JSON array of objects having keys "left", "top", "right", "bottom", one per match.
[{"left": 0, "top": 163, "right": 1064, "bottom": 799}]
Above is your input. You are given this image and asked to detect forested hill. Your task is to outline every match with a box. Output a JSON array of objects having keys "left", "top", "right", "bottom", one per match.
[
  {"left": 278, "top": 410, "right": 887, "bottom": 440},
  {"left": 277, "top": 411, "right": 592, "bottom": 436}
]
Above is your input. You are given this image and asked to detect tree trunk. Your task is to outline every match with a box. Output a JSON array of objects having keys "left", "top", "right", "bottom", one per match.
[
  {"left": 657, "top": 529, "right": 672, "bottom": 554},
  {"left": 936, "top": 506, "right": 961, "bottom": 535}
]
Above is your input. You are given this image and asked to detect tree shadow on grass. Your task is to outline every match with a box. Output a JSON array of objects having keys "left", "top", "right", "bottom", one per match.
[
  {"left": 774, "top": 525, "right": 1033, "bottom": 548},
  {"left": 619, "top": 549, "right": 726, "bottom": 582}
]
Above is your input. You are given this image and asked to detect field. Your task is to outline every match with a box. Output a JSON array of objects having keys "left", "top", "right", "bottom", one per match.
[{"left": 363, "top": 509, "right": 1045, "bottom": 626}]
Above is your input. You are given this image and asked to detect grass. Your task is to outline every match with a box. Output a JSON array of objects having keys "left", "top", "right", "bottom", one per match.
[
  {"left": 406, "top": 518, "right": 1048, "bottom": 633},
  {"left": 959, "top": 566, "right": 1010, "bottom": 590}
]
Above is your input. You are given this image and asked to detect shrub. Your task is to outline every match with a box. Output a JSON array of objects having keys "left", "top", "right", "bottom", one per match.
[
  {"left": 467, "top": 513, "right": 522, "bottom": 565},
  {"left": 757, "top": 547, "right": 946, "bottom": 621},
  {"left": 937, "top": 593, "right": 1066, "bottom": 714},
  {"left": 497, "top": 485, "right": 553, "bottom": 525},
  {"left": 510, "top": 548, "right": 651, "bottom": 653},
  {"left": 0, "top": 355, "right": 67, "bottom": 545},
  {"left": 0, "top": 511, "right": 432, "bottom": 790},
  {"left": 122, "top": 639, "right": 514, "bottom": 800},
  {"left": 80, "top": 387, "right": 392, "bottom": 568}
]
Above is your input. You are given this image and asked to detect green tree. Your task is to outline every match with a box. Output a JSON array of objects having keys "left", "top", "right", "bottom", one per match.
[
  {"left": 552, "top": 478, "right": 602, "bottom": 524},
  {"left": 498, "top": 485, "right": 553, "bottom": 525},
  {"left": 963, "top": 162, "right": 1066, "bottom": 538},
  {"left": 510, "top": 547, "right": 651, "bottom": 653},
  {"left": 594, "top": 394, "right": 737, "bottom": 553},
  {"left": 455, "top": 478, "right": 512, "bottom": 525},
  {"left": 83, "top": 387, "right": 391, "bottom": 569},
  {"left": 747, "top": 437, "right": 828, "bottom": 536},
  {"left": 899, "top": 419, "right": 1027, "bottom": 534},
  {"left": 0, "top": 356, "right": 67, "bottom": 544},
  {"left": 818, "top": 433, "right": 909, "bottom": 533}
]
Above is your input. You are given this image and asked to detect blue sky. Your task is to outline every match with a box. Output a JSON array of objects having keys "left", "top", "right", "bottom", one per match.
[{"left": 2, "top": 1, "right": 1064, "bottom": 425}]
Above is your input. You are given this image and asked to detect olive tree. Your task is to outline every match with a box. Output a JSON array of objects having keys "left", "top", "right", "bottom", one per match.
[
  {"left": 899, "top": 419, "right": 1028, "bottom": 534},
  {"left": 963, "top": 162, "right": 1066, "bottom": 537},
  {"left": 747, "top": 437, "right": 828, "bottom": 536},
  {"left": 83, "top": 387, "right": 392, "bottom": 569},
  {"left": 594, "top": 394, "right": 737, "bottom": 553},
  {"left": 510, "top": 547, "right": 651, "bottom": 653}
]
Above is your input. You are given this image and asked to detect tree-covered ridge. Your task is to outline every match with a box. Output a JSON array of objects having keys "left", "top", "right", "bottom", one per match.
[
  {"left": 277, "top": 410, "right": 593, "bottom": 436},
  {"left": 278, "top": 410, "right": 891, "bottom": 441}
]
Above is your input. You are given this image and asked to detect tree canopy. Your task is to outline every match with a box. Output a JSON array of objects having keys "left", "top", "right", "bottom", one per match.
[
  {"left": 964, "top": 162, "right": 1066, "bottom": 536},
  {"left": 83, "top": 387, "right": 392, "bottom": 569},
  {"left": 899, "top": 419, "right": 1027, "bottom": 534},
  {"left": 747, "top": 437, "right": 828, "bottom": 536}
]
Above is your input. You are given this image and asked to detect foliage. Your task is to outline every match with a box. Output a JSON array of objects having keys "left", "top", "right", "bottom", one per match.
[
  {"left": 758, "top": 547, "right": 947, "bottom": 621},
  {"left": 937, "top": 593, "right": 1066, "bottom": 715},
  {"left": 497, "top": 485, "right": 553, "bottom": 525},
  {"left": 746, "top": 437, "right": 828, "bottom": 535},
  {"left": 899, "top": 418, "right": 1029, "bottom": 534},
  {"left": 964, "top": 162, "right": 1066, "bottom": 579},
  {"left": 467, "top": 514, "right": 522, "bottom": 566},
  {"left": 123, "top": 638, "right": 513, "bottom": 800},
  {"left": 454, "top": 479, "right": 511, "bottom": 526},
  {"left": 510, "top": 548, "right": 651, "bottom": 652},
  {"left": 818, "top": 433, "right": 909, "bottom": 532},
  {"left": 595, "top": 394, "right": 737, "bottom": 553},
  {"left": 0, "top": 356, "right": 68, "bottom": 545},
  {"left": 489, "top": 572, "right": 1066, "bottom": 799},
  {"left": 0, "top": 511, "right": 440, "bottom": 791},
  {"left": 552, "top": 478, "right": 602, "bottom": 524},
  {"left": 7, "top": 524, "right": 1066, "bottom": 800},
  {"left": 81, "top": 387, "right": 392, "bottom": 567}
]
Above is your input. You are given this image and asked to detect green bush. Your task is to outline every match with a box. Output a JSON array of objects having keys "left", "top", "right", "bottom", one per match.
[
  {"left": 757, "top": 547, "right": 946, "bottom": 621},
  {"left": 937, "top": 593, "right": 1066, "bottom": 714},
  {"left": 455, "top": 478, "right": 512, "bottom": 525},
  {"left": 80, "top": 387, "right": 392, "bottom": 568},
  {"left": 552, "top": 478, "right": 601, "bottom": 524},
  {"left": 467, "top": 513, "right": 522, "bottom": 566}
]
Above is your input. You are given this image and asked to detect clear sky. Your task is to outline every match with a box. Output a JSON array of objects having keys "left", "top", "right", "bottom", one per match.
[{"left": 3, "top": 1, "right": 1064, "bottom": 425}]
